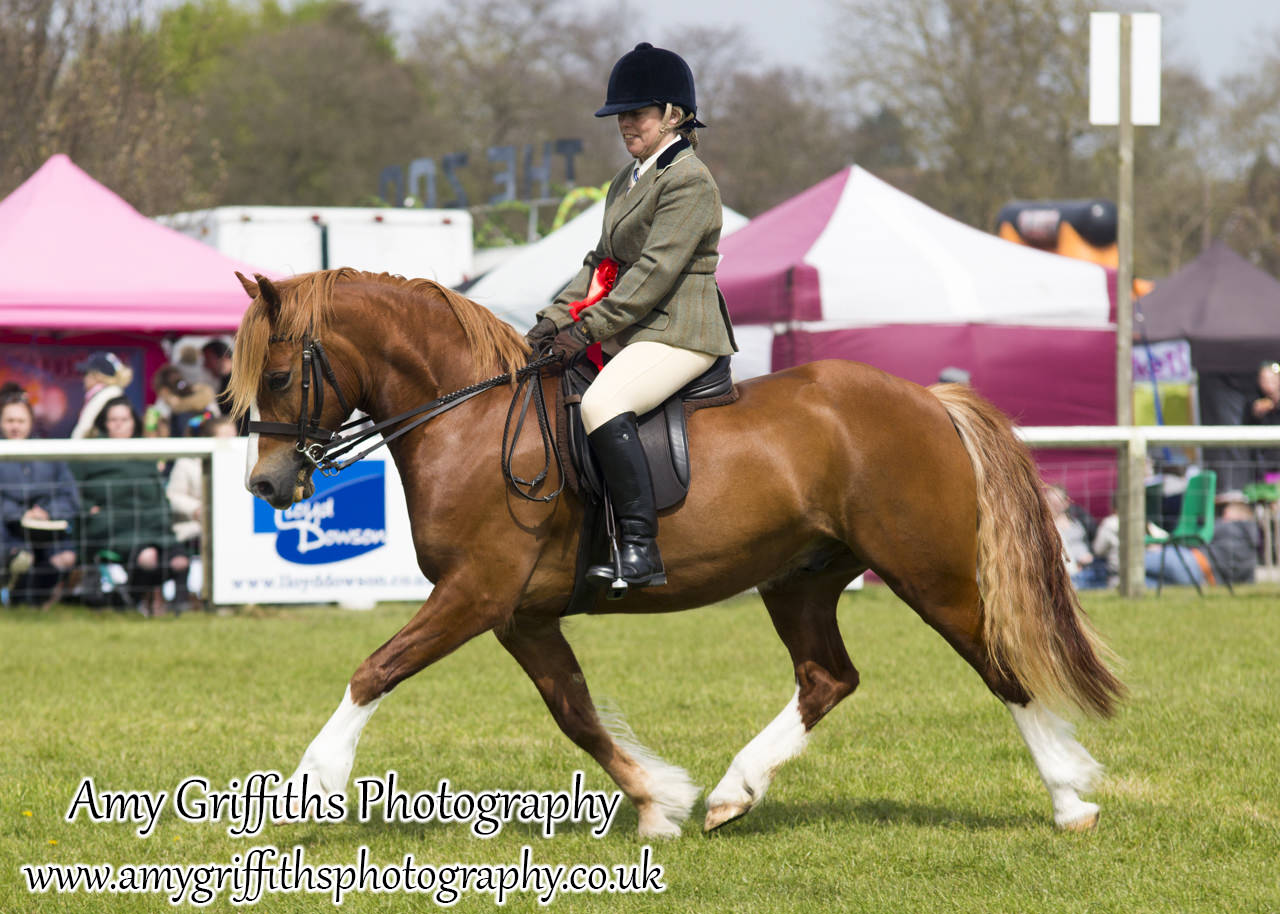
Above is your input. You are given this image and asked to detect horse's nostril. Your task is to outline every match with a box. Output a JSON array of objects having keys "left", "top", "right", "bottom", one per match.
[{"left": 250, "top": 479, "right": 275, "bottom": 500}]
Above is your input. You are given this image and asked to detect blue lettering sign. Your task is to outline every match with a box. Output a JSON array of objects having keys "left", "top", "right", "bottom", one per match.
[
  {"left": 253, "top": 462, "right": 388, "bottom": 565},
  {"left": 380, "top": 138, "right": 583, "bottom": 207}
]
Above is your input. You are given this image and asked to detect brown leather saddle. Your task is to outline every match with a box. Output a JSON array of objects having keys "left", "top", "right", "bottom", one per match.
[
  {"left": 555, "top": 354, "right": 737, "bottom": 612},
  {"left": 556, "top": 354, "right": 737, "bottom": 509}
]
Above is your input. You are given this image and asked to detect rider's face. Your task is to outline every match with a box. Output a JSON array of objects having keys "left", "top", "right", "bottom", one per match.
[{"left": 617, "top": 106, "right": 675, "bottom": 161}]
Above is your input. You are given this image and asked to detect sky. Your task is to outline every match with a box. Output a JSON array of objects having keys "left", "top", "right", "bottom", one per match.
[{"left": 382, "top": 0, "right": 1280, "bottom": 89}]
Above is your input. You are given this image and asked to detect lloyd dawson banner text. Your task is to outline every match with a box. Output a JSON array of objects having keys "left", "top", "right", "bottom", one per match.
[{"left": 65, "top": 770, "right": 622, "bottom": 839}]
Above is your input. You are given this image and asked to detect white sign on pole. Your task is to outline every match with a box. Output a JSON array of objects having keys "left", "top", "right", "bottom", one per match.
[
  {"left": 1089, "top": 12, "right": 1162, "bottom": 127},
  {"left": 1089, "top": 13, "right": 1121, "bottom": 126},
  {"left": 1129, "top": 13, "right": 1162, "bottom": 126},
  {"left": 211, "top": 437, "right": 432, "bottom": 605}
]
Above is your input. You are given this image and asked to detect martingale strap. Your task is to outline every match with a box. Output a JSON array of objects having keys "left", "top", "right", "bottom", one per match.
[{"left": 248, "top": 335, "right": 563, "bottom": 500}]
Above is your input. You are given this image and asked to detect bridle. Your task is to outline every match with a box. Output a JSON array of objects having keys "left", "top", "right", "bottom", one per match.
[
  {"left": 246, "top": 332, "right": 352, "bottom": 467},
  {"left": 246, "top": 331, "right": 565, "bottom": 501}
]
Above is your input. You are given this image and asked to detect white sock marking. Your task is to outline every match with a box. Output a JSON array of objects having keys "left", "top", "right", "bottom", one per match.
[
  {"left": 708, "top": 687, "right": 809, "bottom": 812},
  {"left": 285, "top": 685, "right": 382, "bottom": 798},
  {"left": 598, "top": 706, "right": 699, "bottom": 837},
  {"left": 1006, "top": 699, "right": 1102, "bottom": 827}
]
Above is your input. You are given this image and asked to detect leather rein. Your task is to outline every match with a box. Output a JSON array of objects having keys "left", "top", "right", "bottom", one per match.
[{"left": 246, "top": 332, "right": 565, "bottom": 502}]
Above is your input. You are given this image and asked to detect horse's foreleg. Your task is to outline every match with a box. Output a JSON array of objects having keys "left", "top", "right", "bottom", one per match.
[
  {"left": 496, "top": 616, "right": 699, "bottom": 838},
  {"left": 705, "top": 574, "right": 859, "bottom": 831},
  {"left": 278, "top": 581, "right": 510, "bottom": 807}
]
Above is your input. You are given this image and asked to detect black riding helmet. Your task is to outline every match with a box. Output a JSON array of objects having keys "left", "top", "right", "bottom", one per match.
[{"left": 594, "top": 42, "right": 707, "bottom": 128}]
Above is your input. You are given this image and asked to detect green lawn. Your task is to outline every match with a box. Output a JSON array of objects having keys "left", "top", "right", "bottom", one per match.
[{"left": 2, "top": 586, "right": 1277, "bottom": 912}]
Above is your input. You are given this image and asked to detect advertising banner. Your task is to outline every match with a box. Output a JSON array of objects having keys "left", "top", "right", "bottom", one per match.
[
  {"left": 1132, "top": 338, "right": 1193, "bottom": 384},
  {"left": 0, "top": 342, "right": 149, "bottom": 437},
  {"left": 211, "top": 438, "right": 432, "bottom": 605}
]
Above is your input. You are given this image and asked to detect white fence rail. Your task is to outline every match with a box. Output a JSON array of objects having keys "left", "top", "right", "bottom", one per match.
[{"left": 6, "top": 427, "right": 1280, "bottom": 603}]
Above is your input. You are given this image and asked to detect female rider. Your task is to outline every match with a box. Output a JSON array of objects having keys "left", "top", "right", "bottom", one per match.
[{"left": 525, "top": 42, "right": 737, "bottom": 588}]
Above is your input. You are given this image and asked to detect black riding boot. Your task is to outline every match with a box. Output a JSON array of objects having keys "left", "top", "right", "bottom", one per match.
[{"left": 585, "top": 412, "right": 666, "bottom": 587}]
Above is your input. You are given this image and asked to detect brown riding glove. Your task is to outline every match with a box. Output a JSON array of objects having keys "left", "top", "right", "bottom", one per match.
[
  {"left": 550, "top": 326, "right": 591, "bottom": 362},
  {"left": 524, "top": 317, "right": 558, "bottom": 352}
]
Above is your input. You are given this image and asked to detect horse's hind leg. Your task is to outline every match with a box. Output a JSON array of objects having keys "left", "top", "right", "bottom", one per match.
[
  {"left": 496, "top": 615, "right": 699, "bottom": 838},
  {"left": 705, "top": 572, "right": 860, "bottom": 831},
  {"left": 884, "top": 563, "right": 1103, "bottom": 831}
]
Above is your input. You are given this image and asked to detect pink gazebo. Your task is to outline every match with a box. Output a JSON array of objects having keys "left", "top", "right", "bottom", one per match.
[
  {"left": 0, "top": 154, "right": 266, "bottom": 333},
  {"left": 718, "top": 166, "right": 1117, "bottom": 427},
  {"left": 717, "top": 166, "right": 1120, "bottom": 514},
  {"left": 0, "top": 155, "right": 271, "bottom": 436}
]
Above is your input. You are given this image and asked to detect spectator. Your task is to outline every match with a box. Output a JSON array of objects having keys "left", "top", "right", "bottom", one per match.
[
  {"left": 70, "top": 351, "right": 133, "bottom": 439},
  {"left": 1244, "top": 360, "right": 1280, "bottom": 479},
  {"left": 1210, "top": 496, "right": 1260, "bottom": 585},
  {"left": 71, "top": 397, "right": 188, "bottom": 616},
  {"left": 202, "top": 339, "right": 233, "bottom": 407},
  {"left": 1046, "top": 484, "right": 1107, "bottom": 589},
  {"left": 0, "top": 390, "right": 80, "bottom": 607},
  {"left": 175, "top": 343, "right": 214, "bottom": 388},
  {"left": 167, "top": 415, "right": 236, "bottom": 609},
  {"left": 1092, "top": 492, "right": 1254, "bottom": 589},
  {"left": 151, "top": 364, "right": 219, "bottom": 437},
  {"left": 1092, "top": 512, "right": 1202, "bottom": 589}
]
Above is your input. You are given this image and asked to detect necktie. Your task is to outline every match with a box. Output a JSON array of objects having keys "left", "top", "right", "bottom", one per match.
[{"left": 629, "top": 165, "right": 640, "bottom": 190}]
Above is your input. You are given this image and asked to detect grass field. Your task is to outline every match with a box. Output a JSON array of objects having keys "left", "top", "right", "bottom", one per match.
[{"left": 2, "top": 585, "right": 1278, "bottom": 912}]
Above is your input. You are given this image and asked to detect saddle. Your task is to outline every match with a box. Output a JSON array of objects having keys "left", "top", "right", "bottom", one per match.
[
  {"left": 556, "top": 354, "right": 737, "bottom": 509},
  {"left": 555, "top": 354, "right": 737, "bottom": 613}
]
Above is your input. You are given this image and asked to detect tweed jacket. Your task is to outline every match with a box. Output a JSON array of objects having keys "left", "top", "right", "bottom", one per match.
[{"left": 539, "top": 138, "right": 737, "bottom": 356}]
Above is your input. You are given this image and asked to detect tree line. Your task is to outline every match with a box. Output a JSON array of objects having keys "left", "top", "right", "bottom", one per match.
[{"left": 3, "top": 0, "right": 1278, "bottom": 278}]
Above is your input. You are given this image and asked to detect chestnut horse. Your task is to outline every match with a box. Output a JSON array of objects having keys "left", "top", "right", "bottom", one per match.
[{"left": 229, "top": 269, "right": 1123, "bottom": 837}]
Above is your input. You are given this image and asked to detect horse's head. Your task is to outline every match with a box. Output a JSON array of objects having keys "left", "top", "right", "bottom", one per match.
[{"left": 230, "top": 271, "right": 356, "bottom": 509}]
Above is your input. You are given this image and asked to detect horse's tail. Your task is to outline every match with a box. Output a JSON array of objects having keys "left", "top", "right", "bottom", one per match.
[{"left": 929, "top": 383, "right": 1125, "bottom": 718}]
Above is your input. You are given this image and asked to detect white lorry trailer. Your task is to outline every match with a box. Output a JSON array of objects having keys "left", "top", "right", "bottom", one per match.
[{"left": 158, "top": 206, "right": 474, "bottom": 288}]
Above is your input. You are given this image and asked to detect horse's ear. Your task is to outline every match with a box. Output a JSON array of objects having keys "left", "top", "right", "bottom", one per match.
[
  {"left": 255, "top": 274, "right": 282, "bottom": 323},
  {"left": 235, "top": 271, "right": 259, "bottom": 300}
]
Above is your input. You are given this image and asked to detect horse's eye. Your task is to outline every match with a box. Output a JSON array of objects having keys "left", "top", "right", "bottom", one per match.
[{"left": 266, "top": 371, "right": 291, "bottom": 392}]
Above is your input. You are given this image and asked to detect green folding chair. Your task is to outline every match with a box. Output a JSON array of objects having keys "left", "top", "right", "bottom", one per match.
[{"left": 1145, "top": 470, "right": 1234, "bottom": 596}]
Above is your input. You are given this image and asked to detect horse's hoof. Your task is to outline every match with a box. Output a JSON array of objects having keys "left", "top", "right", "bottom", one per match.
[
  {"left": 1058, "top": 808, "right": 1100, "bottom": 832},
  {"left": 703, "top": 802, "right": 750, "bottom": 833}
]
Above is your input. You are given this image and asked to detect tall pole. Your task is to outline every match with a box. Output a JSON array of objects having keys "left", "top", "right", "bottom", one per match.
[{"left": 1115, "top": 15, "right": 1144, "bottom": 597}]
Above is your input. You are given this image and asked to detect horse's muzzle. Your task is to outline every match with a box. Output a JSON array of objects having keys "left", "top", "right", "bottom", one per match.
[{"left": 249, "top": 466, "right": 315, "bottom": 509}]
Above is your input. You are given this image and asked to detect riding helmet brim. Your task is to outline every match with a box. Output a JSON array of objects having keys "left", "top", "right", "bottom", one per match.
[{"left": 594, "top": 100, "right": 706, "bottom": 128}]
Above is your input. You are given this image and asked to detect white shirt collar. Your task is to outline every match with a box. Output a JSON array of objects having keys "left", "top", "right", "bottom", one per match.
[{"left": 634, "top": 133, "right": 681, "bottom": 180}]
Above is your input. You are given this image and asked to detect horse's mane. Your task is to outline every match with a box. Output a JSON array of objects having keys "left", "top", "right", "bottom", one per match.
[{"left": 229, "top": 269, "right": 530, "bottom": 419}]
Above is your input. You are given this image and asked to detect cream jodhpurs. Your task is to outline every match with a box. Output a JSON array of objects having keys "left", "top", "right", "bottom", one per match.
[{"left": 580, "top": 340, "right": 718, "bottom": 433}]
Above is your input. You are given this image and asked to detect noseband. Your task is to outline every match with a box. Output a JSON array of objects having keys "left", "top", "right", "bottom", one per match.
[{"left": 247, "top": 331, "right": 564, "bottom": 501}]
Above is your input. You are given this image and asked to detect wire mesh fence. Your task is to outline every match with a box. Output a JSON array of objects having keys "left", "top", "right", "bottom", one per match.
[
  {"left": 2, "top": 447, "right": 208, "bottom": 613},
  {"left": 3, "top": 429, "right": 1280, "bottom": 608}
]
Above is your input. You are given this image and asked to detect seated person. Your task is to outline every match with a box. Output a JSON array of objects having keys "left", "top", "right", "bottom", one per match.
[
  {"left": 1092, "top": 494, "right": 1258, "bottom": 589},
  {"left": 1209, "top": 496, "right": 1260, "bottom": 585},
  {"left": 71, "top": 397, "right": 188, "bottom": 616},
  {"left": 1046, "top": 484, "right": 1107, "bottom": 589},
  {"left": 167, "top": 415, "right": 236, "bottom": 607},
  {"left": 0, "top": 390, "right": 79, "bottom": 607}
]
